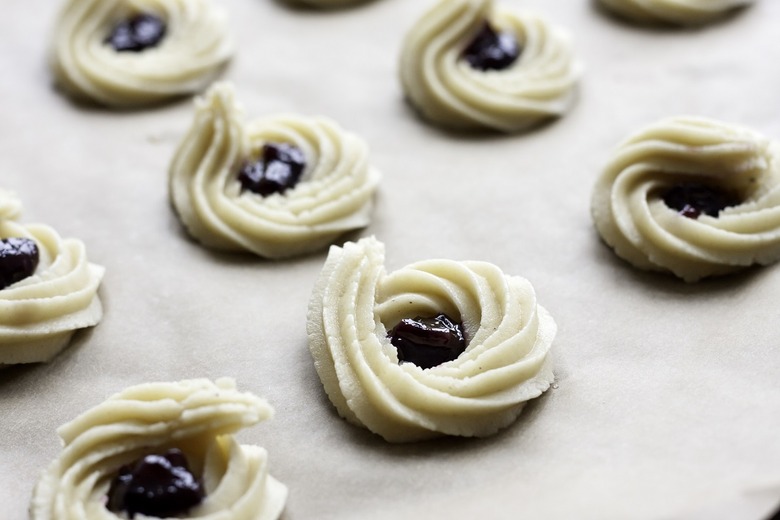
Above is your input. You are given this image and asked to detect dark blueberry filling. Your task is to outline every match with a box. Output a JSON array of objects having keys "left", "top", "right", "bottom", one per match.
[
  {"left": 0, "top": 237, "right": 39, "bottom": 290},
  {"left": 388, "top": 314, "right": 467, "bottom": 370},
  {"left": 106, "top": 449, "right": 204, "bottom": 519},
  {"left": 238, "top": 143, "right": 306, "bottom": 197},
  {"left": 662, "top": 183, "right": 741, "bottom": 219},
  {"left": 462, "top": 22, "right": 520, "bottom": 71},
  {"left": 106, "top": 14, "right": 167, "bottom": 53}
]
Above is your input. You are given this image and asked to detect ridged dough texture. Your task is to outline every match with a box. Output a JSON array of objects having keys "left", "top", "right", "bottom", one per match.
[
  {"left": 51, "top": 0, "right": 234, "bottom": 107},
  {"left": 307, "top": 237, "right": 556, "bottom": 443},
  {"left": 169, "top": 82, "right": 381, "bottom": 259},
  {"left": 598, "top": 0, "right": 754, "bottom": 25},
  {"left": 0, "top": 190, "right": 103, "bottom": 366},
  {"left": 399, "top": 0, "right": 581, "bottom": 132},
  {"left": 591, "top": 117, "right": 780, "bottom": 282},
  {"left": 31, "top": 378, "right": 288, "bottom": 520}
]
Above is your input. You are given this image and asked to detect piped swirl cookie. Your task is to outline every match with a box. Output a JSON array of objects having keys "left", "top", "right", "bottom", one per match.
[
  {"left": 307, "top": 237, "right": 556, "bottom": 442},
  {"left": 31, "top": 378, "right": 287, "bottom": 520},
  {"left": 51, "top": 0, "right": 234, "bottom": 107},
  {"left": 169, "top": 82, "right": 381, "bottom": 259},
  {"left": 592, "top": 116, "right": 780, "bottom": 282},
  {"left": 598, "top": 0, "right": 754, "bottom": 26},
  {"left": 399, "top": 0, "right": 580, "bottom": 132},
  {"left": 0, "top": 190, "right": 103, "bottom": 366}
]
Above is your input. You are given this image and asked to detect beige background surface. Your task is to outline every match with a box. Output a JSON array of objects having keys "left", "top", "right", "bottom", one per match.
[{"left": 2, "top": 0, "right": 780, "bottom": 519}]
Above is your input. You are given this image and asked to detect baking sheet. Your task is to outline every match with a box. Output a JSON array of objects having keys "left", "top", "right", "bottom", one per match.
[{"left": 2, "top": 1, "right": 780, "bottom": 519}]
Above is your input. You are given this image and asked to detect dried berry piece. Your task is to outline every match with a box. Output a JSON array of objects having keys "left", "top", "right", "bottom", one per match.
[
  {"left": 388, "top": 314, "right": 467, "bottom": 370},
  {"left": 106, "top": 449, "right": 204, "bottom": 519},
  {"left": 462, "top": 22, "right": 521, "bottom": 71},
  {"left": 106, "top": 14, "right": 167, "bottom": 53},
  {"left": 238, "top": 143, "right": 307, "bottom": 197},
  {"left": 0, "top": 237, "right": 39, "bottom": 290},
  {"left": 662, "top": 183, "right": 741, "bottom": 219}
]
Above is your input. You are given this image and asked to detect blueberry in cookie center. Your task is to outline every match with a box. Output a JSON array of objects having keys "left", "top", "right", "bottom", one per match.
[
  {"left": 661, "top": 183, "right": 741, "bottom": 219},
  {"left": 106, "top": 449, "right": 204, "bottom": 519},
  {"left": 0, "top": 237, "right": 39, "bottom": 290},
  {"left": 462, "top": 22, "right": 520, "bottom": 71},
  {"left": 388, "top": 314, "right": 467, "bottom": 369},
  {"left": 106, "top": 14, "right": 167, "bottom": 53},
  {"left": 238, "top": 142, "right": 306, "bottom": 197}
]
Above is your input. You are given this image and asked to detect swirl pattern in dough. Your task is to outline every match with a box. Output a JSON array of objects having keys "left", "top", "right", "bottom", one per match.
[
  {"left": 399, "top": 0, "right": 580, "bottom": 132},
  {"left": 307, "top": 237, "right": 556, "bottom": 442},
  {"left": 598, "top": 0, "right": 754, "bottom": 26},
  {"left": 31, "top": 378, "right": 287, "bottom": 520},
  {"left": 51, "top": 0, "right": 234, "bottom": 107},
  {"left": 591, "top": 116, "right": 780, "bottom": 282},
  {"left": 169, "top": 82, "right": 381, "bottom": 259},
  {"left": 0, "top": 191, "right": 103, "bottom": 366}
]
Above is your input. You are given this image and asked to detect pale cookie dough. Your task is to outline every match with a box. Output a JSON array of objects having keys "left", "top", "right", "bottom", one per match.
[
  {"left": 598, "top": 0, "right": 754, "bottom": 26},
  {"left": 169, "top": 82, "right": 381, "bottom": 259},
  {"left": 31, "top": 378, "right": 287, "bottom": 520},
  {"left": 307, "top": 237, "right": 556, "bottom": 443},
  {"left": 399, "top": 0, "right": 581, "bottom": 132},
  {"left": 287, "top": 0, "right": 368, "bottom": 8},
  {"left": 0, "top": 191, "right": 103, "bottom": 366},
  {"left": 51, "top": 0, "right": 234, "bottom": 107},
  {"left": 591, "top": 116, "right": 780, "bottom": 282}
]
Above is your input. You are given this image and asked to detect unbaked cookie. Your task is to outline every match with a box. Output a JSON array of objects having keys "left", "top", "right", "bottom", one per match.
[
  {"left": 307, "top": 237, "right": 556, "bottom": 442},
  {"left": 399, "top": 0, "right": 581, "bottom": 132},
  {"left": 0, "top": 190, "right": 103, "bottom": 366},
  {"left": 169, "top": 82, "right": 381, "bottom": 259},
  {"left": 598, "top": 0, "right": 754, "bottom": 26},
  {"left": 31, "top": 378, "right": 287, "bottom": 520},
  {"left": 51, "top": 0, "right": 234, "bottom": 107},
  {"left": 591, "top": 116, "right": 780, "bottom": 282},
  {"left": 287, "top": 0, "right": 368, "bottom": 7}
]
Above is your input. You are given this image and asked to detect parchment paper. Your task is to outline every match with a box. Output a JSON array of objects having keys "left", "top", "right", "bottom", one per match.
[{"left": 2, "top": 1, "right": 780, "bottom": 519}]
